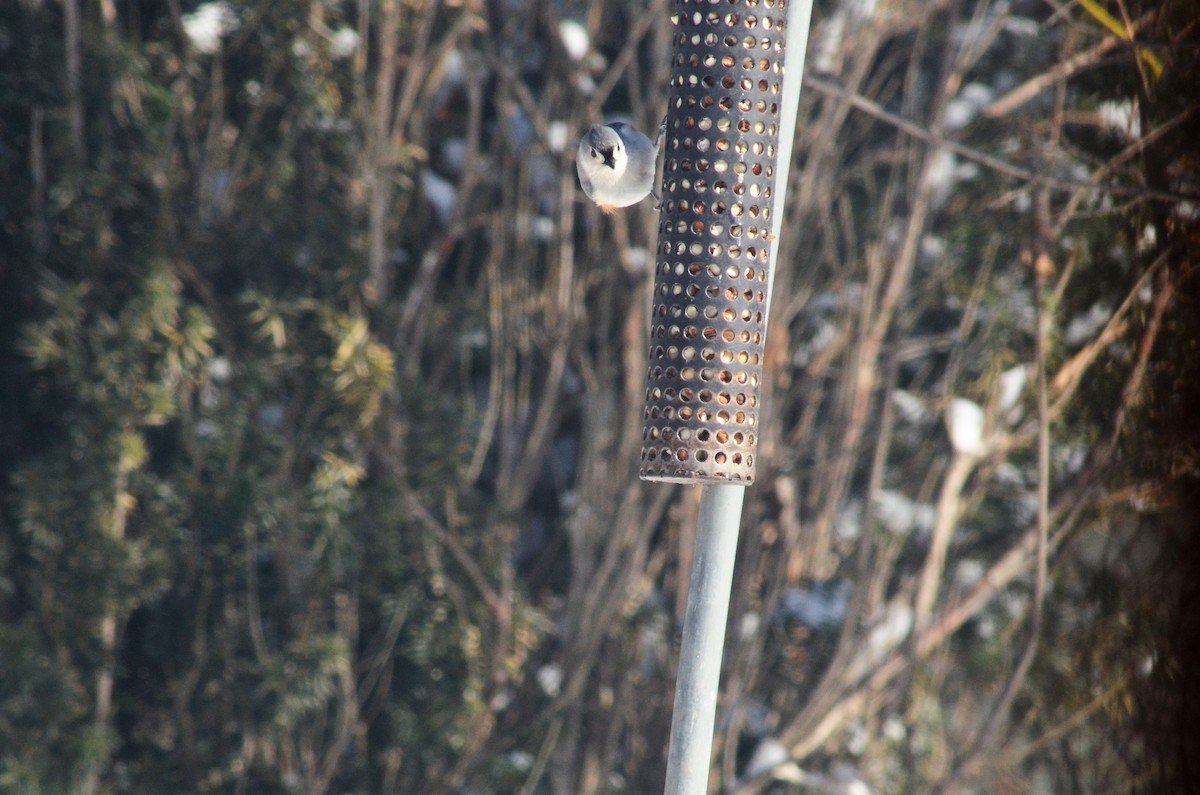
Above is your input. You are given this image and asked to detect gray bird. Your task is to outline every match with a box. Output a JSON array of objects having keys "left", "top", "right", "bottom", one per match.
[{"left": 576, "top": 120, "right": 663, "bottom": 213}]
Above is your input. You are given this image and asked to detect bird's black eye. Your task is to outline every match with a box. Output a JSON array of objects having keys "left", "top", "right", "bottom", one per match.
[{"left": 590, "top": 148, "right": 597, "bottom": 158}]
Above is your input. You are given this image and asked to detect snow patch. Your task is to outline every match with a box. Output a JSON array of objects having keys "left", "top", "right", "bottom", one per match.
[
  {"left": 997, "top": 363, "right": 1027, "bottom": 415},
  {"left": 777, "top": 580, "right": 852, "bottom": 630},
  {"left": 329, "top": 28, "right": 360, "bottom": 60},
  {"left": 558, "top": 20, "right": 590, "bottom": 62},
  {"left": 1064, "top": 302, "right": 1111, "bottom": 346},
  {"left": 946, "top": 397, "right": 987, "bottom": 456},
  {"left": 183, "top": 2, "right": 237, "bottom": 54},
  {"left": 421, "top": 169, "right": 457, "bottom": 223},
  {"left": 1097, "top": 99, "right": 1141, "bottom": 140},
  {"left": 874, "top": 490, "right": 935, "bottom": 536}
]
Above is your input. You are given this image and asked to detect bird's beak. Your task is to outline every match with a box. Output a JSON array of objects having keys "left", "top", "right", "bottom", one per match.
[{"left": 602, "top": 148, "right": 616, "bottom": 169}]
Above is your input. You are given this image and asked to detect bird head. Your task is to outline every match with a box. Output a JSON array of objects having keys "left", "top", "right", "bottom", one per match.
[{"left": 579, "top": 124, "right": 626, "bottom": 174}]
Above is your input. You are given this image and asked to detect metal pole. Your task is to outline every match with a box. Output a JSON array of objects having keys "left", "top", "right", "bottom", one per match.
[
  {"left": 663, "top": 483, "right": 746, "bottom": 795},
  {"left": 765, "top": 0, "right": 815, "bottom": 336}
]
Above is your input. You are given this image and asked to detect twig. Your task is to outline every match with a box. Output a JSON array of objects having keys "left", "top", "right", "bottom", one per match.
[
  {"left": 999, "top": 672, "right": 1130, "bottom": 768},
  {"left": 804, "top": 75, "right": 1191, "bottom": 203},
  {"left": 981, "top": 18, "right": 1141, "bottom": 119},
  {"left": 1049, "top": 250, "right": 1167, "bottom": 417},
  {"left": 935, "top": 236, "right": 1053, "bottom": 794},
  {"left": 517, "top": 715, "right": 564, "bottom": 795},
  {"left": 379, "top": 445, "right": 505, "bottom": 615},
  {"left": 782, "top": 479, "right": 1094, "bottom": 761},
  {"left": 63, "top": 0, "right": 86, "bottom": 162},
  {"left": 914, "top": 451, "right": 978, "bottom": 639},
  {"left": 1092, "top": 256, "right": 1174, "bottom": 466}
]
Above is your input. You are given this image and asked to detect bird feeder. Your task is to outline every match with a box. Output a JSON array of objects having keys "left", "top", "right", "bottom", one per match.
[{"left": 640, "top": 0, "right": 790, "bottom": 486}]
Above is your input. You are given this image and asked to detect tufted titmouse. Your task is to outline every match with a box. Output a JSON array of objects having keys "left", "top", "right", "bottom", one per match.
[{"left": 576, "top": 120, "right": 663, "bottom": 214}]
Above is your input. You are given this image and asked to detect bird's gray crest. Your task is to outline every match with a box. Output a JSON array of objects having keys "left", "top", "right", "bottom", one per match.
[{"left": 583, "top": 123, "right": 622, "bottom": 149}]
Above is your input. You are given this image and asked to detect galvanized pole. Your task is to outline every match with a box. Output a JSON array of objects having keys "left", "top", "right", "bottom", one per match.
[
  {"left": 766, "top": 0, "right": 815, "bottom": 334},
  {"left": 645, "top": 0, "right": 814, "bottom": 791},
  {"left": 663, "top": 483, "right": 746, "bottom": 795}
]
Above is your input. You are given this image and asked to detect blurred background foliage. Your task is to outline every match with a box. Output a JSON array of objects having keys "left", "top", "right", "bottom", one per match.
[{"left": 0, "top": 0, "right": 1196, "bottom": 793}]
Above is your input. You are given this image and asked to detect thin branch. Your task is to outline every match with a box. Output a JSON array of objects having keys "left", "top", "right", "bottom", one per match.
[
  {"left": 1049, "top": 250, "right": 1167, "bottom": 417},
  {"left": 364, "top": 0, "right": 403, "bottom": 304},
  {"left": 783, "top": 476, "right": 1095, "bottom": 761},
  {"left": 981, "top": 17, "right": 1144, "bottom": 119},
  {"left": 804, "top": 75, "right": 1191, "bottom": 203},
  {"left": 936, "top": 238, "right": 1054, "bottom": 794},
  {"left": 586, "top": 1, "right": 663, "bottom": 120},
  {"left": 63, "top": 0, "right": 86, "bottom": 162},
  {"left": 914, "top": 451, "right": 978, "bottom": 639},
  {"left": 1093, "top": 257, "right": 1175, "bottom": 466},
  {"left": 402, "top": 482, "right": 503, "bottom": 615},
  {"left": 1000, "top": 672, "right": 1131, "bottom": 768}
]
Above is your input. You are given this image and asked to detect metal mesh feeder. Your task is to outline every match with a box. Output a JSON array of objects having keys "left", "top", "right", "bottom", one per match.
[{"left": 640, "top": 0, "right": 787, "bottom": 485}]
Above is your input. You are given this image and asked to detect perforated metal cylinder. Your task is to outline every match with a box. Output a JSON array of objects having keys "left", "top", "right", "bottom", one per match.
[{"left": 640, "top": 0, "right": 787, "bottom": 484}]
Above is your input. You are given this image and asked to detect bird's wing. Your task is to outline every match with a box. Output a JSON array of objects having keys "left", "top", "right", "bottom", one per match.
[
  {"left": 576, "top": 158, "right": 595, "bottom": 198},
  {"left": 634, "top": 147, "right": 658, "bottom": 182}
]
